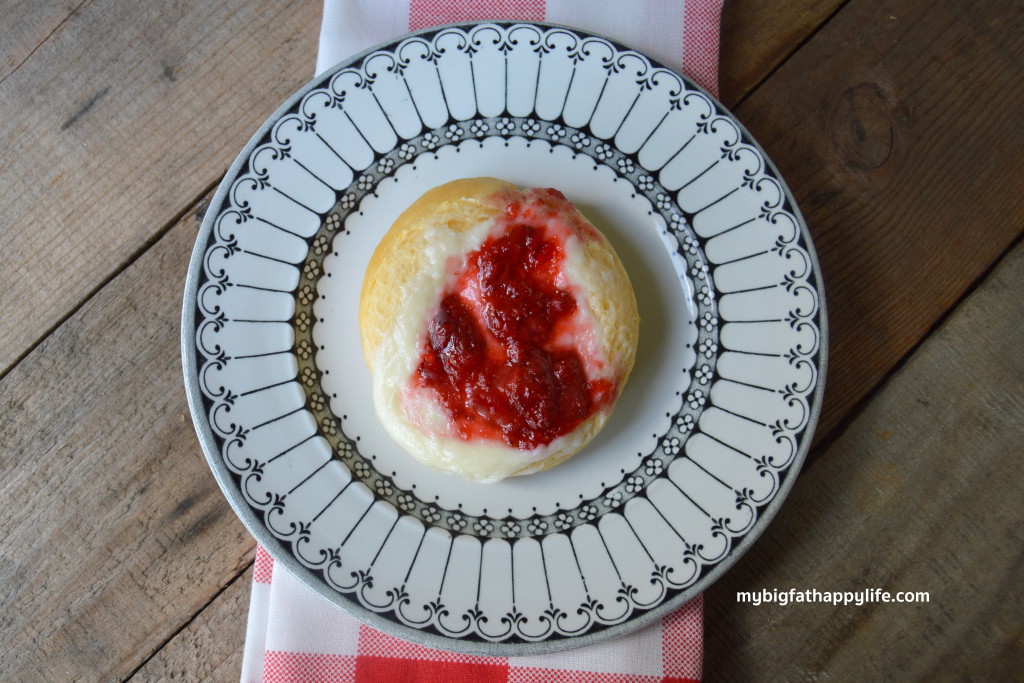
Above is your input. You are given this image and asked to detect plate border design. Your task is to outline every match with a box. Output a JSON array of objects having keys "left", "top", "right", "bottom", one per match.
[
  {"left": 182, "top": 21, "right": 827, "bottom": 655},
  {"left": 291, "top": 117, "right": 720, "bottom": 540}
]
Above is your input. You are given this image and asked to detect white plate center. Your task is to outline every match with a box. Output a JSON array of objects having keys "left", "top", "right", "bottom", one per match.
[{"left": 315, "top": 136, "right": 698, "bottom": 518}]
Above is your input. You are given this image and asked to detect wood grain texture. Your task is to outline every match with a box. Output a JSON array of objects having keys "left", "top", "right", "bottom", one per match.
[
  {"left": 0, "top": 195, "right": 256, "bottom": 681},
  {"left": 131, "top": 568, "right": 252, "bottom": 681},
  {"left": 703, "top": 243, "right": 1024, "bottom": 681},
  {"left": 1, "top": 0, "right": 1021, "bottom": 680},
  {"left": 730, "top": 0, "right": 1024, "bottom": 449},
  {"left": 718, "top": 0, "right": 847, "bottom": 104},
  {"left": 0, "top": 0, "right": 320, "bottom": 376},
  {"left": 0, "top": 0, "right": 81, "bottom": 79}
]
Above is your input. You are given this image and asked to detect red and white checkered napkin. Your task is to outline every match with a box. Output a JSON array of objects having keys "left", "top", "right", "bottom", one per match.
[
  {"left": 241, "top": 2, "right": 722, "bottom": 681},
  {"left": 243, "top": 546, "right": 704, "bottom": 683},
  {"left": 316, "top": 0, "right": 723, "bottom": 97}
]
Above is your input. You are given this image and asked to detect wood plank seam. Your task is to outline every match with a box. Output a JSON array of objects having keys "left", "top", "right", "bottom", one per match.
[
  {"left": 702, "top": 242, "right": 1024, "bottom": 679},
  {"left": 0, "top": 177, "right": 219, "bottom": 385},
  {"left": 123, "top": 556, "right": 256, "bottom": 682},
  {"left": 725, "top": 0, "right": 855, "bottom": 110},
  {"left": 804, "top": 229, "right": 1024, "bottom": 465},
  {"left": 0, "top": 1, "right": 324, "bottom": 376},
  {"left": 0, "top": 0, "right": 93, "bottom": 87}
]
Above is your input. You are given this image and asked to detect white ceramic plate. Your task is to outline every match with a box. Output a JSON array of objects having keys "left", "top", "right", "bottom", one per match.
[{"left": 182, "top": 21, "right": 826, "bottom": 655}]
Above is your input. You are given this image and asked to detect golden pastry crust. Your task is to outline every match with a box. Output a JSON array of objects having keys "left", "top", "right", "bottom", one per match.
[
  {"left": 359, "top": 177, "right": 639, "bottom": 483},
  {"left": 360, "top": 178, "right": 513, "bottom": 365}
]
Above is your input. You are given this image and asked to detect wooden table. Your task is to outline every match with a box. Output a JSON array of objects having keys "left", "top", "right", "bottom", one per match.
[{"left": 2, "top": 1, "right": 1021, "bottom": 680}]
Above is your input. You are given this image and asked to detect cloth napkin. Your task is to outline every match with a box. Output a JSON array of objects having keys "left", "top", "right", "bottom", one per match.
[
  {"left": 316, "top": 0, "right": 723, "bottom": 97},
  {"left": 243, "top": 546, "right": 704, "bottom": 682},
  {"left": 241, "top": 2, "right": 723, "bottom": 681}
]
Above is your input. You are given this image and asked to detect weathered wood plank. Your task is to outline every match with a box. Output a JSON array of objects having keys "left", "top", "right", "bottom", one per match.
[
  {"left": 704, "top": 243, "right": 1024, "bottom": 680},
  {"left": 0, "top": 193, "right": 257, "bottom": 681},
  {"left": 730, "top": 0, "right": 1024, "bottom": 448},
  {"left": 130, "top": 567, "right": 252, "bottom": 681},
  {"left": 0, "top": 0, "right": 79, "bottom": 79},
  {"left": 0, "top": 0, "right": 320, "bottom": 376},
  {"left": 3, "top": 1, "right": 1021, "bottom": 679},
  {"left": 719, "top": 0, "right": 847, "bottom": 104}
]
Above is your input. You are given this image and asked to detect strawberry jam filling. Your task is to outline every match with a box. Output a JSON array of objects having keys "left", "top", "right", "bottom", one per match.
[{"left": 414, "top": 189, "right": 614, "bottom": 450}]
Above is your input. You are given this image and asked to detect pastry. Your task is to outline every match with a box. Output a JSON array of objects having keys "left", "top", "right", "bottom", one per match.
[{"left": 359, "top": 178, "right": 639, "bottom": 483}]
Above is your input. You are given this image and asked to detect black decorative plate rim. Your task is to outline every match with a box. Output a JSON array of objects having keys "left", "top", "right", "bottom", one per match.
[{"left": 181, "top": 20, "right": 828, "bottom": 655}]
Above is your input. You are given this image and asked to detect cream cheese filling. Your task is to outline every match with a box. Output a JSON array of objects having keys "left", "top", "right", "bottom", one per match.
[{"left": 368, "top": 211, "right": 618, "bottom": 483}]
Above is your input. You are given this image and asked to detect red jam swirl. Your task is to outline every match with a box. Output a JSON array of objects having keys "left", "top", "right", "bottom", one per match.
[{"left": 414, "top": 189, "right": 614, "bottom": 450}]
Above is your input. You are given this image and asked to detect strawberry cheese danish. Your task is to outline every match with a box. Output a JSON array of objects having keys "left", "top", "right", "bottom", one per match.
[{"left": 359, "top": 178, "right": 639, "bottom": 483}]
